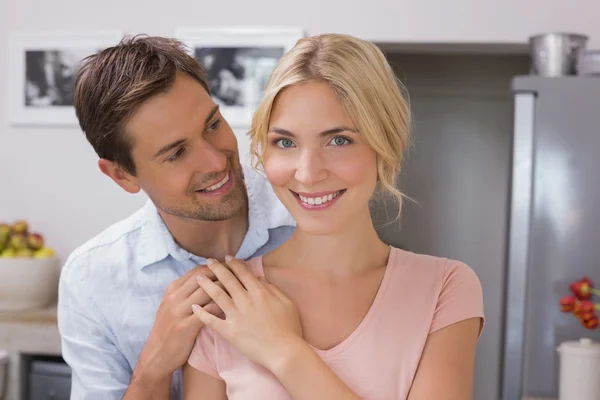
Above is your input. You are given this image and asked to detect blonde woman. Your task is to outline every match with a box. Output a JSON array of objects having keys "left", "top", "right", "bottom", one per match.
[{"left": 182, "top": 33, "right": 484, "bottom": 399}]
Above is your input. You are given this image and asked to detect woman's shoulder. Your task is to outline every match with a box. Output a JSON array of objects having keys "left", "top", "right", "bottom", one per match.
[
  {"left": 388, "top": 246, "right": 482, "bottom": 297},
  {"left": 387, "top": 246, "right": 485, "bottom": 335}
]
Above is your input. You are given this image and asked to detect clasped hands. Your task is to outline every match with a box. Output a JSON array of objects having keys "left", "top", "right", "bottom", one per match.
[{"left": 192, "top": 256, "right": 305, "bottom": 372}]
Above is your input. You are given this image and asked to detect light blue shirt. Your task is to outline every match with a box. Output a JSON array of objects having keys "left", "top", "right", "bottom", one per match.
[{"left": 57, "top": 164, "right": 295, "bottom": 399}]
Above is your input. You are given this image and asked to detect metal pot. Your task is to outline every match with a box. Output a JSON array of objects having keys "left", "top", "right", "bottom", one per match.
[{"left": 529, "top": 33, "right": 589, "bottom": 77}]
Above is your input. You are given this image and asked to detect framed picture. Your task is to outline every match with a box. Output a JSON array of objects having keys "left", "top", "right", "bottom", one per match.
[
  {"left": 175, "top": 27, "right": 305, "bottom": 127},
  {"left": 8, "top": 30, "right": 123, "bottom": 126}
]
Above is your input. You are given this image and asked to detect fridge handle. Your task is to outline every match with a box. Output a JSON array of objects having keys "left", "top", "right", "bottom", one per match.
[{"left": 501, "top": 92, "right": 536, "bottom": 400}]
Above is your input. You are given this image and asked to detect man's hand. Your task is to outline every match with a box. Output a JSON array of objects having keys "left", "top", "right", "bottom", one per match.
[{"left": 126, "top": 265, "right": 224, "bottom": 398}]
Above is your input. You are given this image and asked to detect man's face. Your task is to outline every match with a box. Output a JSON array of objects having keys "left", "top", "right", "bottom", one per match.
[{"left": 123, "top": 72, "right": 247, "bottom": 221}]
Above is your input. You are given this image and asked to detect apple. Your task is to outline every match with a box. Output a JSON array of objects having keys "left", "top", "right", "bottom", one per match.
[
  {"left": 15, "top": 248, "right": 34, "bottom": 258},
  {"left": 27, "top": 232, "right": 45, "bottom": 250},
  {"left": 11, "top": 220, "right": 28, "bottom": 235},
  {"left": 33, "top": 247, "right": 55, "bottom": 258},
  {"left": 9, "top": 234, "right": 28, "bottom": 250},
  {"left": 0, "top": 248, "right": 16, "bottom": 258},
  {"left": 0, "top": 223, "right": 10, "bottom": 237},
  {"left": 0, "top": 233, "right": 8, "bottom": 251}
]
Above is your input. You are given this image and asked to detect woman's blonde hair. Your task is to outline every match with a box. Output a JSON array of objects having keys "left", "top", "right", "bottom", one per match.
[{"left": 249, "top": 33, "right": 411, "bottom": 218}]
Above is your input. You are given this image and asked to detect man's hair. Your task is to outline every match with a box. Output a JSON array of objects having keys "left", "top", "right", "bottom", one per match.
[{"left": 74, "top": 35, "right": 210, "bottom": 175}]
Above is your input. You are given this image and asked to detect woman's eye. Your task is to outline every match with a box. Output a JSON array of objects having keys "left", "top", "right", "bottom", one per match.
[
  {"left": 276, "top": 138, "right": 295, "bottom": 148},
  {"left": 330, "top": 136, "right": 350, "bottom": 146}
]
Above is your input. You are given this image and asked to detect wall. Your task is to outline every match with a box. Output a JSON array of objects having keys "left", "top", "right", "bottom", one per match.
[{"left": 1, "top": 0, "right": 599, "bottom": 260}]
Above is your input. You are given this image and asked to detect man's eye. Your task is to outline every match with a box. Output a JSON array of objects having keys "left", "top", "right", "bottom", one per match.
[
  {"left": 167, "top": 148, "right": 185, "bottom": 162},
  {"left": 207, "top": 119, "right": 221, "bottom": 133}
]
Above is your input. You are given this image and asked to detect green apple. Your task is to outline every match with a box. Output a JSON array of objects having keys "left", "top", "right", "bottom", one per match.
[
  {"left": 0, "top": 248, "right": 16, "bottom": 258},
  {"left": 11, "top": 220, "right": 28, "bottom": 235},
  {"left": 9, "top": 234, "right": 28, "bottom": 250},
  {"left": 15, "top": 248, "right": 34, "bottom": 258},
  {"left": 33, "top": 247, "right": 55, "bottom": 258},
  {"left": 0, "top": 223, "right": 10, "bottom": 237}
]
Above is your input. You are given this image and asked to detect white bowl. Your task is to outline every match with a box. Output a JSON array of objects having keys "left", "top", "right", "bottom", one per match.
[{"left": 0, "top": 257, "right": 60, "bottom": 312}]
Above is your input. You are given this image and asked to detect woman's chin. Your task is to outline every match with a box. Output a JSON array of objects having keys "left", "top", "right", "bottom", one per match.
[{"left": 293, "top": 218, "right": 344, "bottom": 237}]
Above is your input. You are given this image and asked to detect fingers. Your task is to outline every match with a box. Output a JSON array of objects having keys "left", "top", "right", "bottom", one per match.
[
  {"left": 205, "top": 259, "right": 248, "bottom": 302},
  {"left": 258, "top": 276, "right": 289, "bottom": 303},
  {"left": 225, "top": 257, "right": 263, "bottom": 293},
  {"left": 176, "top": 281, "right": 226, "bottom": 316},
  {"left": 178, "top": 266, "right": 217, "bottom": 298},
  {"left": 167, "top": 264, "right": 216, "bottom": 300},
  {"left": 191, "top": 304, "right": 226, "bottom": 333},
  {"left": 204, "top": 301, "right": 225, "bottom": 319},
  {"left": 196, "top": 274, "right": 236, "bottom": 316}
]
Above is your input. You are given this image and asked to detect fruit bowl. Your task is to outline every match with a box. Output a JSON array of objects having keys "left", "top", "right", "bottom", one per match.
[
  {"left": 0, "top": 220, "right": 60, "bottom": 312},
  {"left": 0, "top": 256, "right": 61, "bottom": 312}
]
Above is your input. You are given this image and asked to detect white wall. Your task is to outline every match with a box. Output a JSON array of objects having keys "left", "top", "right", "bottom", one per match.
[{"left": 1, "top": 0, "right": 599, "bottom": 261}]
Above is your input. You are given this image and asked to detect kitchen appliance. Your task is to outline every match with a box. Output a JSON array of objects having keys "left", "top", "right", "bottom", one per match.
[
  {"left": 556, "top": 338, "right": 600, "bottom": 400},
  {"left": 577, "top": 50, "right": 600, "bottom": 76},
  {"left": 502, "top": 76, "right": 600, "bottom": 400},
  {"left": 529, "top": 33, "right": 588, "bottom": 76},
  {"left": 26, "top": 357, "right": 71, "bottom": 400},
  {"left": 0, "top": 350, "right": 7, "bottom": 400}
]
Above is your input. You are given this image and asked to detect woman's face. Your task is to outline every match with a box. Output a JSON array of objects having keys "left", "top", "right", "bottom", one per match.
[{"left": 264, "top": 81, "right": 378, "bottom": 235}]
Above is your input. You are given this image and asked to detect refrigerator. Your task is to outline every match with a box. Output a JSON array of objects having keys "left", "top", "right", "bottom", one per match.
[{"left": 502, "top": 76, "right": 600, "bottom": 400}]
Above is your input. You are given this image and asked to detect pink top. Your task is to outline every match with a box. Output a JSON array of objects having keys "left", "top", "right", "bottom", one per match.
[{"left": 188, "top": 247, "right": 485, "bottom": 399}]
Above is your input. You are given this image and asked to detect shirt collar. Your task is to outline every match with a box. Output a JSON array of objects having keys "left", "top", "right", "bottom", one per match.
[{"left": 136, "top": 163, "right": 295, "bottom": 270}]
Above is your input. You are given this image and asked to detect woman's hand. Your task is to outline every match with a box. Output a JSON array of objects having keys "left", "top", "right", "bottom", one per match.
[{"left": 191, "top": 256, "right": 304, "bottom": 371}]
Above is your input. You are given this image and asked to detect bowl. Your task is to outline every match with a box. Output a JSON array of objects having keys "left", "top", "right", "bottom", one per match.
[{"left": 0, "top": 257, "right": 60, "bottom": 312}]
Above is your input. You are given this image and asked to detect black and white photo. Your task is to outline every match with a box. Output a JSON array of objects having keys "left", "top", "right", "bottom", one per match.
[
  {"left": 176, "top": 27, "right": 304, "bottom": 127},
  {"left": 194, "top": 47, "right": 284, "bottom": 107},
  {"left": 25, "top": 49, "right": 97, "bottom": 107},
  {"left": 9, "top": 31, "right": 122, "bottom": 126}
]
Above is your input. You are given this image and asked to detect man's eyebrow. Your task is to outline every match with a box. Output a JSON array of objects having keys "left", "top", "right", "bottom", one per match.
[
  {"left": 152, "top": 139, "right": 186, "bottom": 160},
  {"left": 152, "top": 105, "right": 221, "bottom": 160},
  {"left": 204, "top": 105, "right": 220, "bottom": 126}
]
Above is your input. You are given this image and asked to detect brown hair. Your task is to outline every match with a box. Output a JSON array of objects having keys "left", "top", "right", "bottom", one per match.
[{"left": 74, "top": 34, "right": 210, "bottom": 175}]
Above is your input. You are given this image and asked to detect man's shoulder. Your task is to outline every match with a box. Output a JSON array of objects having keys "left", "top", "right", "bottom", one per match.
[
  {"left": 242, "top": 163, "right": 295, "bottom": 229},
  {"left": 61, "top": 205, "right": 148, "bottom": 279}
]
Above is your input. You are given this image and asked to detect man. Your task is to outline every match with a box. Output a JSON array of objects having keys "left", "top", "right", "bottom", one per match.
[{"left": 57, "top": 35, "right": 295, "bottom": 399}]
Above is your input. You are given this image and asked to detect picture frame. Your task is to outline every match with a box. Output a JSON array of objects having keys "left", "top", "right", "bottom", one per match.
[
  {"left": 8, "top": 30, "right": 123, "bottom": 126},
  {"left": 175, "top": 27, "right": 305, "bottom": 127}
]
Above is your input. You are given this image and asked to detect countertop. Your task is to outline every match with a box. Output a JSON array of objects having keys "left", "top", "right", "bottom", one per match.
[{"left": 0, "top": 305, "right": 57, "bottom": 324}]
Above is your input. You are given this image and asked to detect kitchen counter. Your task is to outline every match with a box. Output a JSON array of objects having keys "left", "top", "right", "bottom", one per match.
[
  {"left": 0, "top": 306, "right": 57, "bottom": 324},
  {"left": 0, "top": 305, "right": 61, "bottom": 400}
]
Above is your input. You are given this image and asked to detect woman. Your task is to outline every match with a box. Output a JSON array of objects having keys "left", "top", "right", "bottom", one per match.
[{"left": 182, "top": 33, "right": 484, "bottom": 399}]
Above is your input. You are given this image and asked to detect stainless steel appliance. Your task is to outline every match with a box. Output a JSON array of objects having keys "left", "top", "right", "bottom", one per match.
[
  {"left": 502, "top": 76, "right": 600, "bottom": 399},
  {"left": 26, "top": 357, "right": 71, "bottom": 400}
]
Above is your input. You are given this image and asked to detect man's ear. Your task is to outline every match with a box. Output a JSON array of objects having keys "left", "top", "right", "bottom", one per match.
[{"left": 98, "top": 158, "right": 141, "bottom": 194}]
